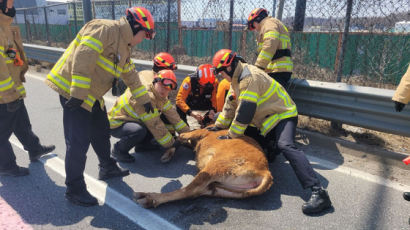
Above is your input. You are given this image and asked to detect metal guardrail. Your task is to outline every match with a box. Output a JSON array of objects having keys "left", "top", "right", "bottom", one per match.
[{"left": 23, "top": 43, "right": 410, "bottom": 137}]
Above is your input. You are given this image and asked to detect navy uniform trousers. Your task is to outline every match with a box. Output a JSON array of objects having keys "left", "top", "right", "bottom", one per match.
[
  {"left": 245, "top": 116, "right": 320, "bottom": 189},
  {"left": 59, "top": 96, "right": 115, "bottom": 192},
  {"left": 0, "top": 100, "right": 43, "bottom": 170}
]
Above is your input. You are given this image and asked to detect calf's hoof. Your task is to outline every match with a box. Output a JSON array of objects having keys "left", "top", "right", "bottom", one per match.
[
  {"left": 133, "top": 192, "right": 157, "bottom": 208},
  {"left": 160, "top": 147, "right": 175, "bottom": 163}
]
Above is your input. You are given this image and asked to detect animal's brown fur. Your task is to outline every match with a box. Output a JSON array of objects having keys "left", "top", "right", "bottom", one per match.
[{"left": 134, "top": 128, "right": 273, "bottom": 208}]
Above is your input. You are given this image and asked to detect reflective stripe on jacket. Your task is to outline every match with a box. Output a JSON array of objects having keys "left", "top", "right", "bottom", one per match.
[
  {"left": 45, "top": 17, "right": 150, "bottom": 111},
  {"left": 255, "top": 16, "right": 293, "bottom": 74},
  {"left": 215, "top": 62, "right": 298, "bottom": 138},
  {"left": 392, "top": 64, "right": 410, "bottom": 104},
  {"left": 108, "top": 70, "right": 190, "bottom": 148},
  {"left": 0, "top": 12, "right": 28, "bottom": 104}
]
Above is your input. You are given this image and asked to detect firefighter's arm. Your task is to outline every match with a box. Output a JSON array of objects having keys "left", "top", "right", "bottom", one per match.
[
  {"left": 228, "top": 77, "right": 259, "bottom": 138},
  {"left": 141, "top": 109, "right": 176, "bottom": 149},
  {"left": 210, "top": 79, "right": 218, "bottom": 111},
  {"left": 162, "top": 100, "right": 190, "bottom": 134},
  {"left": 254, "top": 26, "right": 281, "bottom": 69},
  {"left": 393, "top": 65, "right": 410, "bottom": 104},
  {"left": 215, "top": 87, "right": 237, "bottom": 129},
  {"left": 175, "top": 77, "right": 192, "bottom": 114},
  {"left": 120, "top": 59, "right": 150, "bottom": 105},
  {"left": 70, "top": 26, "right": 106, "bottom": 100},
  {"left": 0, "top": 38, "right": 19, "bottom": 98}
]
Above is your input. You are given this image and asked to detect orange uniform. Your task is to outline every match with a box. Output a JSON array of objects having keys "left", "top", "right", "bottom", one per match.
[
  {"left": 216, "top": 78, "right": 231, "bottom": 112},
  {"left": 176, "top": 76, "right": 219, "bottom": 114}
]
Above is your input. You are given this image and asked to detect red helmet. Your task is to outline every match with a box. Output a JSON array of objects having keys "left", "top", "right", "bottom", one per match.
[
  {"left": 197, "top": 64, "right": 215, "bottom": 85},
  {"left": 155, "top": 70, "right": 178, "bottom": 90},
  {"left": 126, "top": 7, "right": 155, "bottom": 39},
  {"left": 153, "top": 52, "right": 177, "bottom": 70},
  {"left": 247, "top": 8, "right": 268, "bottom": 30},
  {"left": 212, "top": 49, "right": 236, "bottom": 74}
]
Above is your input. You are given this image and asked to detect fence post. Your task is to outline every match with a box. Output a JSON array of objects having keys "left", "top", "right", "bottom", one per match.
[
  {"left": 276, "top": 0, "right": 284, "bottom": 20},
  {"left": 111, "top": 0, "right": 115, "bottom": 20},
  {"left": 336, "top": 0, "right": 353, "bottom": 82},
  {"left": 166, "top": 0, "right": 171, "bottom": 52},
  {"left": 228, "top": 0, "right": 234, "bottom": 49},
  {"left": 82, "top": 0, "right": 92, "bottom": 23},
  {"left": 272, "top": 0, "right": 277, "bottom": 18},
  {"left": 128, "top": 0, "right": 131, "bottom": 8},
  {"left": 177, "top": 0, "right": 182, "bottom": 47},
  {"left": 293, "top": 0, "right": 306, "bottom": 31},
  {"left": 72, "top": 2, "right": 78, "bottom": 35},
  {"left": 23, "top": 10, "right": 31, "bottom": 42},
  {"left": 43, "top": 7, "right": 50, "bottom": 45}
]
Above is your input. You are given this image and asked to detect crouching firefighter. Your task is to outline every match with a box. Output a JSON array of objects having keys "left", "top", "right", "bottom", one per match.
[
  {"left": 108, "top": 70, "right": 190, "bottom": 163},
  {"left": 0, "top": 0, "right": 55, "bottom": 177},
  {"left": 176, "top": 64, "right": 218, "bottom": 127},
  {"left": 210, "top": 49, "right": 332, "bottom": 215},
  {"left": 45, "top": 6, "right": 156, "bottom": 206}
]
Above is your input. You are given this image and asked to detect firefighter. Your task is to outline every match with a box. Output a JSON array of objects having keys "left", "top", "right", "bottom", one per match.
[
  {"left": 392, "top": 64, "right": 410, "bottom": 201},
  {"left": 216, "top": 78, "right": 231, "bottom": 112},
  {"left": 0, "top": 0, "right": 55, "bottom": 177},
  {"left": 247, "top": 8, "right": 293, "bottom": 88},
  {"left": 108, "top": 70, "right": 189, "bottom": 163},
  {"left": 210, "top": 49, "right": 332, "bottom": 215},
  {"left": 176, "top": 64, "right": 218, "bottom": 127},
  {"left": 45, "top": 6, "right": 156, "bottom": 206},
  {"left": 109, "top": 53, "right": 188, "bottom": 163}
]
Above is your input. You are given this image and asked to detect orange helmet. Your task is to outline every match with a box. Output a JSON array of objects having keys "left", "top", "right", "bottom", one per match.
[
  {"left": 155, "top": 69, "right": 178, "bottom": 90},
  {"left": 212, "top": 49, "right": 237, "bottom": 74},
  {"left": 197, "top": 64, "right": 215, "bottom": 85},
  {"left": 247, "top": 8, "right": 268, "bottom": 30},
  {"left": 126, "top": 7, "right": 155, "bottom": 39},
  {"left": 153, "top": 52, "right": 177, "bottom": 70}
]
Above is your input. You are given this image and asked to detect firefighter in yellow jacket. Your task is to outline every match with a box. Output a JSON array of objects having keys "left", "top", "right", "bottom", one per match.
[
  {"left": 392, "top": 64, "right": 410, "bottom": 201},
  {"left": 0, "top": 0, "right": 55, "bottom": 177},
  {"left": 210, "top": 49, "right": 332, "bottom": 215},
  {"left": 108, "top": 69, "right": 189, "bottom": 163},
  {"left": 247, "top": 8, "right": 293, "bottom": 87},
  {"left": 45, "top": 6, "right": 156, "bottom": 206}
]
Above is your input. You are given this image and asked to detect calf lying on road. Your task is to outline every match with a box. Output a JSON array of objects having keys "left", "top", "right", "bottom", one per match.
[{"left": 134, "top": 128, "right": 273, "bottom": 208}]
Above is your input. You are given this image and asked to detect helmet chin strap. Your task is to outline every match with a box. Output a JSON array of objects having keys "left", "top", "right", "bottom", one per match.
[{"left": 223, "top": 58, "right": 239, "bottom": 78}]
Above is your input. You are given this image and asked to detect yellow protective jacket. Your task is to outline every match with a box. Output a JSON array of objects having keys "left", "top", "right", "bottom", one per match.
[
  {"left": 215, "top": 62, "right": 298, "bottom": 138},
  {"left": 392, "top": 65, "right": 410, "bottom": 104},
  {"left": 176, "top": 76, "right": 218, "bottom": 113},
  {"left": 108, "top": 70, "right": 190, "bottom": 149},
  {"left": 0, "top": 12, "right": 28, "bottom": 104},
  {"left": 216, "top": 78, "right": 231, "bottom": 112},
  {"left": 45, "top": 17, "right": 150, "bottom": 111},
  {"left": 255, "top": 16, "right": 293, "bottom": 74}
]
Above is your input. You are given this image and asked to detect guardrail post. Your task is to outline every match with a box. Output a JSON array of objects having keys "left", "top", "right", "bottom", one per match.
[{"left": 43, "top": 7, "right": 50, "bottom": 46}]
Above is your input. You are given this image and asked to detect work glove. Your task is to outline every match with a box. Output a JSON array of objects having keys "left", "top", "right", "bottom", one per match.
[
  {"left": 394, "top": 101, "right": 405, "bottom": 112},
  {"left": 143, "top": 102, "right": 154, "bottom": 114},
  {"left": 6, "top": 99, "right": 23, "bottom": 112},
  {"left": 160, "top": 140, "right": 181, "bottom": 163},
  {"left": 206, "top": 126, "right": 222, "bottom": 132},
  {"left": 65, "top": 97, "right": 83, "bottom": 111},
  {"left": 217, "top": 135, "right": 232, "bottom": 140}
]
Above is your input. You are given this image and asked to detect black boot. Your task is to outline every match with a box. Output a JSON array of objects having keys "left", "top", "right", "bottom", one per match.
[
  {"left": 111, "top": 147, "right": 135, "bottom": 163},
  {"left": 302, "top": 186, "right": 332, "bottom": 214},
  {"left": 404, "top": 192, "right": 410, "bottom": 201},
  {"left": 65, "top": 189, "right": 98, "bottom": 207},
  {"left": 29, "top": 145, "right": 56, "bottom": 162},
  {"left": 0, "top": 166, "right": 29, "bottom": 177},
  {"left": 98, "top": 163, "right": 130, "bottom": 180}
]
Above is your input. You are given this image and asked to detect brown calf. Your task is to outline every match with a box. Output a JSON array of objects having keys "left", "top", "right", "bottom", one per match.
[{"left": 134, "top": 128, "right": 273, "bottom": 208}]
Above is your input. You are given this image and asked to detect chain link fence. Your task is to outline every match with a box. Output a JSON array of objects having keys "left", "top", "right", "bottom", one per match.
[{"left": 14, "top": 0, "right": 410, "bottom": 87}]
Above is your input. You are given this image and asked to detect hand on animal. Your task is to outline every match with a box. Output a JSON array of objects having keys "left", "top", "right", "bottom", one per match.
[
  {"left": 206, "top": 126, "right": 222, "bottom": 132},
  {"left": 217, "top": 135, "right": 231, "bottom": 140},
  {"left": 191, "top": 111, "right": 203, "bottom": 121},
  {"left": 160, "top": 147, "right": 175, "bottom": 163},
  {"left": 394, "top": 101, "right": 405, "bottom": 112}
]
